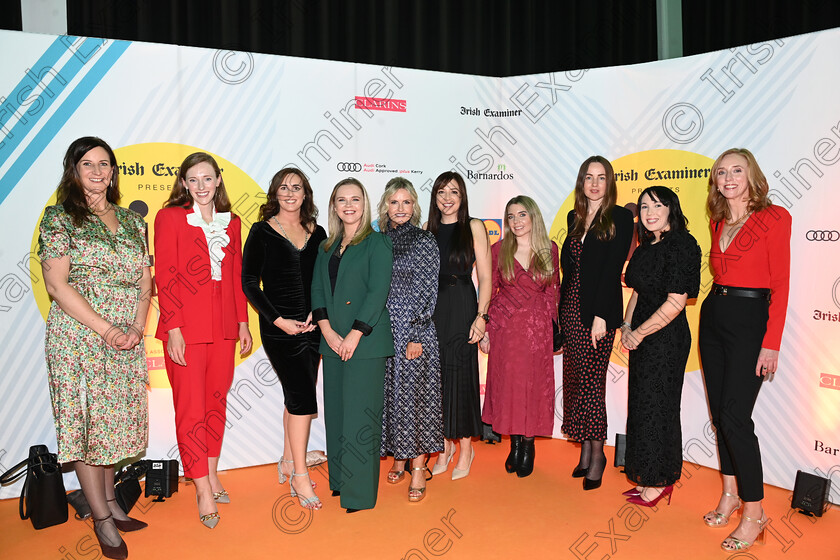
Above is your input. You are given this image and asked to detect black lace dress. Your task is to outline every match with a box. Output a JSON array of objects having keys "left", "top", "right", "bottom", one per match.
[{"left": 623, "top": 229, "right": 701, "bottom": 487}]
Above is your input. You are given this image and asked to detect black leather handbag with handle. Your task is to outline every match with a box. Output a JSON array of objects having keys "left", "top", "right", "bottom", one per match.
[{"left": 0, "top": 444, "right": 68, "bottom": 529}]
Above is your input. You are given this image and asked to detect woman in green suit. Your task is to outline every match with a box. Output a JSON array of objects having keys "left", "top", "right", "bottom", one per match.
[{"left": 311, "top": 177, "right": 394, "bottom": 512}]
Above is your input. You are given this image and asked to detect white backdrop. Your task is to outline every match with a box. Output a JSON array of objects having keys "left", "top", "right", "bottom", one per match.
[{"left": 1, "top": 28, "right": 838, "bottom": 502}]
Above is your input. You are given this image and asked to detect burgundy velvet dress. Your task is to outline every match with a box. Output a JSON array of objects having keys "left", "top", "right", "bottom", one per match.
[{"left": 482, "top": 242, "right": 560, "bottom": 437}]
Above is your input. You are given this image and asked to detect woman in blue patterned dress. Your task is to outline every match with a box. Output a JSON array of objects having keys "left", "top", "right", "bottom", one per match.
[{"left": 378, "top": 178, "right": 442, "bottom": 502}]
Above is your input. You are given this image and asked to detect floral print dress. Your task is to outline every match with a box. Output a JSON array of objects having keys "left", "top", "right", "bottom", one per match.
[{"left": 38, "top": 205, "right": 149, "bottom": 465}]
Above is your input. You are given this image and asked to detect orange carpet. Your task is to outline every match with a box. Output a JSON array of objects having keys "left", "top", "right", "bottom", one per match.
[{"left": 2, "top": 438, "right": 836, "bottom": 560}]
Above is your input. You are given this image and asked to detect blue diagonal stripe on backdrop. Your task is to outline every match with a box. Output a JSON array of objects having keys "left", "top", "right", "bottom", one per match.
[
  {"left": 0, "top": 37, "right": 106, "bottom": 167},
  {"left": 0, "top": 39, "right": 130, "bottom": 206}
]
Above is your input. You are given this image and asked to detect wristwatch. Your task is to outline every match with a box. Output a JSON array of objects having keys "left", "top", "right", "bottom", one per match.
[{"left": 477, "top": 313, "right": 490, "bottom": 322}]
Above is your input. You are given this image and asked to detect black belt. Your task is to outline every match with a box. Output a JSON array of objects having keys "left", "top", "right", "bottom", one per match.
[
  {"left": 711, "top": 284, "right": 771, "bottom": 301},
  {"left": 439, "top": 274, "right": 472, "bottom": 287}
]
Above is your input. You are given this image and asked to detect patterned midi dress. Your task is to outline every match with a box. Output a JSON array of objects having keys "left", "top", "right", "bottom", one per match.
[
  {"left": 380, "top": 222, "right": 444, "bottom": 458},
  {"left": 560, "top": 237, "right": 614, "bottom": 441},
  {"left": 38, "top": 205, "right": 149, "bottom": 465}
]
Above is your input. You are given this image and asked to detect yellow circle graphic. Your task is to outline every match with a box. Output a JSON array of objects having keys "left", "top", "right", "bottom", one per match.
[
  {"left": 548, "top": 149, "right": 714, "bottom": 373},
  {"left": 30, "top": 143, "right": 266, "bottom": 389}
]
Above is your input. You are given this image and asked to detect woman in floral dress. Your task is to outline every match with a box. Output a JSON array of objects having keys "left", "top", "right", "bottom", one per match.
[{"left": 40, "top": 137, "right": 152, "bottom": 560}]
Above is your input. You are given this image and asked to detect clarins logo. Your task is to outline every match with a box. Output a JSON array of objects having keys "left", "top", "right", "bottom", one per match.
[
  {"left": 355, "top": 96, "right": 407, "bottom": 112},
  {"left": 819, "top": 373, "right": 840, "bottom": 391}
]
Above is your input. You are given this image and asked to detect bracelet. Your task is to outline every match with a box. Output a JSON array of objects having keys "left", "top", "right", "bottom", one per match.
[{"left": 620, "top": 321, "right": 631, "bottom": 330}]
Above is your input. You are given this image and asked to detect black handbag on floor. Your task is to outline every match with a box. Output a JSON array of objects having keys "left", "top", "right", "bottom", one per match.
[
  {"left": 114, "top": 461, "right": 147, "bottom": 514},
  {"left": 0, "top": 444, "right": 68, "bottom": 529}
]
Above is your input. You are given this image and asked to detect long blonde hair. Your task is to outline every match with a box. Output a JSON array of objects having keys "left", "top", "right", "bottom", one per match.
[
  {"left": 498, "top": 195, "right": 554, "bottom": 284},
  {"left": 323, "top": 177, "right": 374, "bottom": 251},
  {"left": 377, "top": 177, "right": 421, "bottom": 229},
  {"left": 706, "top": 148, "right": 773, "bottom": 222}
]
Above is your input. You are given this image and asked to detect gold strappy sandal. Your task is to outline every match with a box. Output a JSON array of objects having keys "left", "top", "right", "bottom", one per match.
[{"left": 703, "top": 491, "right": 742, "bottom": 527}]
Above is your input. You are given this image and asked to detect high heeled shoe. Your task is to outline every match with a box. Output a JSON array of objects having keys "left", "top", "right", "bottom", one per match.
[
  {"left": 721, "top": 514, "right": 767, "bottom": 552},
  {"left": 105, "top": 498, "right": 148, "bottom": 531},
  {"left": 626, "top": 485, "right": 673, "bottom": 507},
  {"left": 622, "top": 487, "right": 642, "bottom": 497},
  {"left": 408, "top": 466, "right": 433, "bottom": 502},
  {"left": 212, "top": 490, "right": 230, "bottom": 504},
  {"left": 290, "top": 471, "right": 322, "bottom": 510},
  {"left": 572, "top": 465, "right": 588, "bottom": 478},
  {"left": 431, "top": 447, "right": 455, "bottom": 476},
  {"left": 278, "top": 458, "right": 317, "bottom": 488},
  {"left": 93, "top": 514, "right": 128, "bottom": 559},
  {"left": 387, "top": 462, "right": 407, "bottom": 484},
  {"left": 704, "top": 491, "right": 742, "bottom": 527},
  {"left": 451, "top": 448, "right": 475, "bottom": 481},
  {"left": 197, "top": 495, "right": 220, "bottom": 529}
]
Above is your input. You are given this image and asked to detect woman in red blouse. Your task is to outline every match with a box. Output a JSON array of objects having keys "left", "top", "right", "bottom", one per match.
[{"left": 699, "top": 148, "right": 790, "bottom": 552}]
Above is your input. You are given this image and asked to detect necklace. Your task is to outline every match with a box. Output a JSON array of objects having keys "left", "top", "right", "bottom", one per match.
[
  {"left": 726, "top": 211, "right": 750, "bottom": 226},
  {"left": 272, "top": 216, "right": 309, "bottom": 250}
]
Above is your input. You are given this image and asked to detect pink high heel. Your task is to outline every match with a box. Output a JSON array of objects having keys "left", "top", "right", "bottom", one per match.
[{"left": 626, "top": 485, "right": 673, "bottom": 507}]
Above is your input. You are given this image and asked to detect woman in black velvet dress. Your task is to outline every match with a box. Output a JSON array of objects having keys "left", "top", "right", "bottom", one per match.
[
  {"left": 242, "top": 167, "right": 326, "bottom": 510},
  {"left": 621, "top": 186, "right": 700, "bottom": 507}
]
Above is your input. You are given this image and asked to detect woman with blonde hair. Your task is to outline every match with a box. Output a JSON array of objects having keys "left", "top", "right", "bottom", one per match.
[
  {"left": 378, "top": 177, "right": 442, "bottom": 502},
  {"left": 699, "top": 148, "right": 790, "bottom": 552},
  {"left": 311, "top": 177, "right": 394, "bottom": 512},
  {"left": 480, "top": 195, "right": 559, "bottom": 477}
]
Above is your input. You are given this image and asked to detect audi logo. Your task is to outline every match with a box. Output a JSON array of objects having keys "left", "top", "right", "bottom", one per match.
[
  {"left": 805, "top": 230, "right": 840, "bottom": 241},
  {"left": 336, "top": 162, "right": 362, "bottom": 172}
]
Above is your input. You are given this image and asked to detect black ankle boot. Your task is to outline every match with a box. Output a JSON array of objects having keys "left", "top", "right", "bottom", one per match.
[
  {"left": 516, "top": 437, "right": 535, "bottom": 478},
  {"left": 505, "top": 435, "right": 523, "bottom": 473}
]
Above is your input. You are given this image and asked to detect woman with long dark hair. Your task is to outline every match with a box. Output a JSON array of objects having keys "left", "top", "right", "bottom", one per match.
[
  {"left": 378, "top": 177, "right": 442, "bottom": 502},
  {"left": 39, "top": 137, "right": 152, "bottom": 559},
  {"left": 311, "top": 177, "right": 394, "bottom": 512},
  {"left": 480, "top": 195, "right": 559, "bottom": 477},
  {"left": 559, "top": 155, "right": 633, "bottom": 490},
  {"left": 426, "top": 172, "right": 491, "bottom": 480},
  {"left": 699, "top": 148, "right": 790, "bottom": 552},
  {"left": 154, "top": 152, "right": 252, "bottom": 528},
  {"left": 242, "top": 167, "right": 326, "bottom": 510},
  {"left": 620, "top": 186, "right": 700, "bottom": 507}
]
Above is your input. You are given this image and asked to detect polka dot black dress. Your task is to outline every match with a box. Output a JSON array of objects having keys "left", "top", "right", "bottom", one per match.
[{"left": 560, "top": 236, "right": 615, "bottom": 441}]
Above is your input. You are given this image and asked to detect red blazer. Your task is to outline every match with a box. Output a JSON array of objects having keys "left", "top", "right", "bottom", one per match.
[{"left": 153, "top": 206, "right": 248, "bottom": 343}]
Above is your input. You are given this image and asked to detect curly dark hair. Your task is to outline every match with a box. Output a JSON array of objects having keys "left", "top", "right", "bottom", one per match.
[{"left": 259, "top": 167, "right": 318, "bottom": 230}]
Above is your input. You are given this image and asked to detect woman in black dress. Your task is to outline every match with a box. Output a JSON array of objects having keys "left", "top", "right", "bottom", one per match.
[
  {"left": 426, "top": 172, "right": 491, "bottom": 480},
  {"left": 620, "top": 186, "right": 700, "bottom": 506},
  {"left": 242, "top": 167, "right": 326, "bottom": 510},
  {"left": 560, "top": 156, "right": 633, "bottom": 490}
]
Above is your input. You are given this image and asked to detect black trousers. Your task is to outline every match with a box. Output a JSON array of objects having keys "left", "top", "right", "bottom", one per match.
[{"left": 698, "top": 292, "right": 769, "bottom": 502}]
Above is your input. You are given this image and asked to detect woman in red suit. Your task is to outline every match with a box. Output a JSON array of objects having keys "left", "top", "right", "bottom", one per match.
[{"left": 154, "top": 152, "right": 252, "bottom": 528}]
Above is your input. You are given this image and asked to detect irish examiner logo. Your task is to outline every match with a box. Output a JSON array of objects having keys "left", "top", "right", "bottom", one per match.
[{"left": 355, "top": 96, "right": 407, "bottom": 112}]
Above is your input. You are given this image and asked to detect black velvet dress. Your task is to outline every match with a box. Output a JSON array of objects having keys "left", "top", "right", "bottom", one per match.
[
  {"left": 242, "top": 221, "right": 327, "bottom": 415},
  {"left": 623, "top": 229, "right": 701, "bottom": 487}
]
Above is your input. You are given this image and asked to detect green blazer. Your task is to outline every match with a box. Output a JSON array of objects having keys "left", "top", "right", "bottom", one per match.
[{"left": 311, "top": 232, "right": 395, "bottom": 360}]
